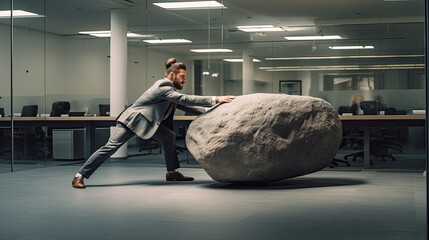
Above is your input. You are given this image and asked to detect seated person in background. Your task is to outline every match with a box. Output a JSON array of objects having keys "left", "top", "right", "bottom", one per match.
[{"left": 350, "top": 94, "right": 364, "bottom": 115}]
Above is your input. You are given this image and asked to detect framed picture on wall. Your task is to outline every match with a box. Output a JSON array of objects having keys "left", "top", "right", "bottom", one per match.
[{"left": 279, "top": 80, "right": 302, "bottom": 95}]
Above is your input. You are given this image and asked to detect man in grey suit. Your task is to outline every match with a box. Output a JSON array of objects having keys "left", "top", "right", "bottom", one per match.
[{"left": 72, "top": 58, "right": 235, "bottom": 188}]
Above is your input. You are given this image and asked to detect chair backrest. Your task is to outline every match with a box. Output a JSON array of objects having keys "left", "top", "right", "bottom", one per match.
[
  {"left": 99, "top": 104, "right": 110, "bottom": 116},
  {"left": 50, "top": 101, "right": 70, "bottom": 117},
  {"left": 338, "top": 106, "right": 353, "bottom": 115},
  {"left": 0, "top": 107, "right": 4, "bottom": 117},
  {"left": 21, "top": 105, "right": 38, "bottom": 117},
  {"left": 360, "top": 101, "right": 380, "bottom": 115},
  {"left": 385, "top": 107, "right": 396, "bottom": 115}
]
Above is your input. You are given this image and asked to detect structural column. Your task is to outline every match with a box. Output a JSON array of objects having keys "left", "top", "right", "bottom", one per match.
[
  {"left": 110, "top": 8, "right": 127, "bottom": 158},
  {"left": 242, "top": 49, "right": 254, "bottom": 94}
]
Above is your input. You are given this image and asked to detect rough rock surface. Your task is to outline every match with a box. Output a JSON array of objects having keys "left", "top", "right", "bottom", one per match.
[{"left": 185, "top": 93, "right": 342, "bottom": 183}]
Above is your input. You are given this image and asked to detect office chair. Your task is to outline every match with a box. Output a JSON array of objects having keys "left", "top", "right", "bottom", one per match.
[
  {"left": 343, "top": 130, "right": 396, "bottom": 165},
  {"left": 330, "top": 106, "right": 354, "bottom": 168},
  {"left": 99, "top": 104, "right": 110, "bottom": 116},
  {"left": 39, "top": 101, "right": 71, "bottom": 158},
  {"left": 50, "top": 101, "right": 70, "bottom": 116},
  {"left": 360, "top": 101, "right": 380, "bottom": 115},
  {"left": 338, "top": 105, "right": 353, "bottom": 115},
  {"left": 136, "top": 138, "right": 162, "bottom": 155},
  {"left": 21, "top": 105, "right": 38, "bottom": 117},
  {"left": 1, "top": 105, "right": 39, "bottom": 158}
]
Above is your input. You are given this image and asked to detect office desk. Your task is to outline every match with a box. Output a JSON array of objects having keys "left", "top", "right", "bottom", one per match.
[
  {"left": 339, "top": 115, "right": 425, "bottom": 168},
  {"left": 0, "top": 116, "right": 197, "bottom": 158},
  {"left": 1, "top": 115, "right": 424, "bottom": 166},
  {"left": 167, "top": 115, "right": 426, "bottom": 169}
]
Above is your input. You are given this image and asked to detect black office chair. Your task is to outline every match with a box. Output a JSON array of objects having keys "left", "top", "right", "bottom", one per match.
[
  {"left": 338, "top": 105, "right": 353, "bottom": 115},
  {"left": 99, "top": 104, "right": 110, "bottom": 116},
  {"left": 1, "top": 105, "right": 39, "bottom": 158},
  {"left": 378, "top": 107, "right": 403, "bottom": 153},
  {"left": 21, "top": 105, "right": 38, "bottom": 117},
  {"left": 136, "top": 138, "right": 162, "bottom": 155},
  {"left": 0, "top": 107, "right": 9, "bottom": 158},
  {"left": 50, "top": 101, "right": 70, "bottom": 117},
  {"left": 331, "top": 106, "right": 353, "bottom": 168},
  {"left": 41, "top": 101, "right": 71, "bottom": 158},
  {"left": 360, "top": 101, "right": 381, "bottom": 115}
]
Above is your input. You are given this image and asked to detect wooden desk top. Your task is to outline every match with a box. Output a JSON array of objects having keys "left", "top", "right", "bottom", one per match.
[
  {"left": 0, "top": 115, "right": 198, "bottom": 121},
  {"left": 339, "top": 114, "right": 425, "bottom": 121},
  {"left": 0, "top": 114, "right": 424, "bottom": 122}
]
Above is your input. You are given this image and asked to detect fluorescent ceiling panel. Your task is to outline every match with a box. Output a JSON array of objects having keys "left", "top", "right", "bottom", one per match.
[
  {"left": 143, "top": 39, "right": 192, "bottom": 44},
  {"left": 259, "top": 64, "right": 424, "bottom": 71},
  {"left": 191, "top": 49, "right": 233, "bottom": 53},
  {"left": 285, "top": 35, "right": 342, "bottom": 40},
  {"left": 0, "top": 10, "right": 42, "bottom": 18},
  {"left": 223, "top": 59, "right": 261, "bottom": 62},
  {"left": 265, "top": 54, "right": 423, "bottom": 60},
  {"left": 329, "top": 45, "right": 374, "bottom": 50},
  {"left": 153, "top": 1, "right": 226, "bottom": 10},
  {"left": 79, "top": 31, "right": 153, "bottom": 38},
  {"left": 237, "top": 25, "right": 283, "bottom": 32}
]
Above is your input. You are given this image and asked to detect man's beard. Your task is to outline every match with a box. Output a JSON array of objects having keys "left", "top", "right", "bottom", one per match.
[{"left": 173, "top": 78, "right": 183, "bottom": 90}]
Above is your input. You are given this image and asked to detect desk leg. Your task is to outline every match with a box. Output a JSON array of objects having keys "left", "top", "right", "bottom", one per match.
[
  {"left": 85, "top": 126, "right": 91, "bottom": 159},
  {"left": 363, "top": 126, "right": 370, "bottom": 168}
]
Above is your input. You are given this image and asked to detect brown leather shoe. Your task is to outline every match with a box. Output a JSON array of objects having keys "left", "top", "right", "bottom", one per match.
[
  {"left": 166, "top": 171, "right": 194, "bottom": 181},
  {"left": 72, "top": 177, "right": 86, "bottom": 189}
]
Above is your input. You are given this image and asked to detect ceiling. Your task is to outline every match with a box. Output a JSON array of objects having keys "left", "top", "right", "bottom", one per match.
[{"left": 2, "top": 0, "right": 426, "bottom": 63}]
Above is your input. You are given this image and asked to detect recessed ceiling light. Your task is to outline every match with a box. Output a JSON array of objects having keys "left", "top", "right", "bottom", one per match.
[
  {"left": 285, "top": 35, "right": 342, "bottom": 40},
  {"left": 237, "top": 25, "right": 283, "bottom": 32},
  {"left": 153, "top": 1, "right": 226, "bottom": 10},
  {"left": 0, "top": 10, "right": 42, "bottom": 18},
  {"left": 223, "top": 58, "right": 261, "bottom": 62},
  {"left": 79, "top": 31, "right": 153, "bottom": 38},
  {"left": 283, "top": 27, "right": 311, "bottom": 32},
  {"left": 329, "top": 45, "right": 374, "bottom": 50},
  {"left": 143, "top": 39, "right": 192, "bottom": 44},
  {"left": 265, "top": 55, "right": 424, "bottom": 60},
  {"left": 259, "top": 64, "right": 424, "bottom": 71},
  {"left": 191, "top": 49, "right": 233, "bottom": 53}
]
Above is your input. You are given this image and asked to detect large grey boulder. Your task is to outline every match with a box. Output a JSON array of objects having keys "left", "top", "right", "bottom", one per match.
[{"left": 185, "top": 93, "right": 342, "bottom": 183}]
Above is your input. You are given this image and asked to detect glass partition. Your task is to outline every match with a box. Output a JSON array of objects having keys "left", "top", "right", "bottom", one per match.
[
  {"left": 6, "top": 0, "right": 48, "bottom": 171},
  {"left": 0, "top": 0, "right": 425, "bottom": 169},
  {"left": 0, "top": 1, "right": 11, "bottom": 172}
]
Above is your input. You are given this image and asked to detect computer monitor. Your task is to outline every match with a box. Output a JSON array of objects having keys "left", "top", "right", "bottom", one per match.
[
  {"left": 99, "top": 104, "right": 110, "bottom": 116},
  {"left": 0, "top": 107, "right": 4, "bottom": 117}
]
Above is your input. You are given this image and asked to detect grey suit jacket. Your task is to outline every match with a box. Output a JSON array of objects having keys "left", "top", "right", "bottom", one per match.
[{"left": 117, "top": 78, "right": 214, "bottom": 139}]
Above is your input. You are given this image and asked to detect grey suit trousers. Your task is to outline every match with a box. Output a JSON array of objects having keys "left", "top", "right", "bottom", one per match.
[{"left": 78, "top": 122, "right": 180, "bottom": 178}]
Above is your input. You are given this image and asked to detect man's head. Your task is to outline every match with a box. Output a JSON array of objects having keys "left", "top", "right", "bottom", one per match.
[{"left": 165, "top": 58, "right": 186, "bottom": 90}]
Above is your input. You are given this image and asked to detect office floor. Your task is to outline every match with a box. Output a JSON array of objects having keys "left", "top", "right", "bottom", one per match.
[{"left": 0, "top": 147, "right": 427, "bottom": 240}]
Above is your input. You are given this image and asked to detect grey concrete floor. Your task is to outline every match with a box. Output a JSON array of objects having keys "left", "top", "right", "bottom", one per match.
[{"left": 0, "top": 149, "right": 427, "bottom": 240}]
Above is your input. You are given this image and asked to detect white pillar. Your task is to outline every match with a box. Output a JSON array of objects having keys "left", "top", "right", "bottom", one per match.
[
  {"left": 110, "top": 9, "right": 128, "bottom": 158},
  {"left": 242, "top": 49, "right": 254, "bottom": 95}
]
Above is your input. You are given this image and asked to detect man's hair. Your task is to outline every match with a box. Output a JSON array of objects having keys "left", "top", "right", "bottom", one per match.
[{"left": 165, "top": 58, "right": 186, "bottom": 76}]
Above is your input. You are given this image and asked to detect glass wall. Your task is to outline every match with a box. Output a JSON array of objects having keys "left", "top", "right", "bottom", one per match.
[
  {"left": 0, "top": 0, "right": 48, "bottom": 172},
  {"left": 0, "top": 1, "right": 11, "bottom": 172},
  {"left": 0, "top": 0, "right": 425, "bottom": 169}
]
